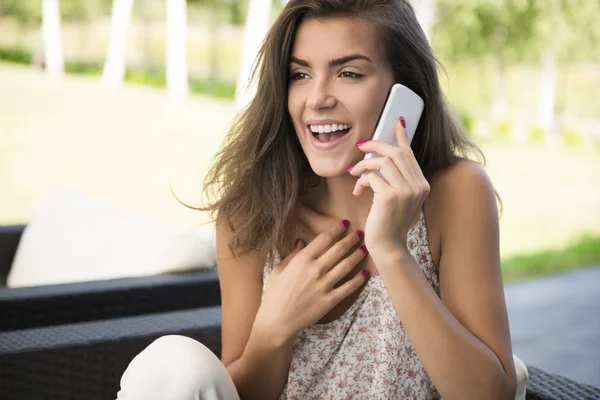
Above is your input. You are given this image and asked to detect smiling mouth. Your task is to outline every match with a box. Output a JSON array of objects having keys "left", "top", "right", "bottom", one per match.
[{"left": 308, "top": 124, "right": 352, "bottom": 142}]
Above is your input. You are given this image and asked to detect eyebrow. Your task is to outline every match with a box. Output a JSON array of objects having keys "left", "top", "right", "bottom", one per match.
[{"left": 290, "top": 54, "right": 373, "bottom": 68}]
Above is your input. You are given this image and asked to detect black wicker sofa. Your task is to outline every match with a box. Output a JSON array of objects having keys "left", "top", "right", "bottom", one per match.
[{"left": 1, "top": 224, "right": 599, "bottom": 400}]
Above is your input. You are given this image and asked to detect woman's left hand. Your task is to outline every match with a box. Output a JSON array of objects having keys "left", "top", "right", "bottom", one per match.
[{"left": 349, "top": 118, "right": 430, "bottom": 258}]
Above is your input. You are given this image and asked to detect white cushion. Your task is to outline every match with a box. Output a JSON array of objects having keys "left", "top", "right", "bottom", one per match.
[{"left": 7, "top": 186, "right": 216, "bottom": 287}]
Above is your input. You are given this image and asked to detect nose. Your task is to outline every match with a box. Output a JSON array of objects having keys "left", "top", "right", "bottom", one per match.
[{"left": 305, "top": 80, "right": 336, "bottom": 110}]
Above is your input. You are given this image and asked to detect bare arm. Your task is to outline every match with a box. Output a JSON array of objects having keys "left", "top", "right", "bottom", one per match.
[
  {"left": 216, "top": 213, "right": 291, "bottom": 400},
  {"left": 373, "top": 160, "right": 517, "bottom": 399}
]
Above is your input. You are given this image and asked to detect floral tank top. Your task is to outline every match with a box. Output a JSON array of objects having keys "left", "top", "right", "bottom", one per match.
[{"left": 262, "top": 208, "right": 442, "bottom": 399}]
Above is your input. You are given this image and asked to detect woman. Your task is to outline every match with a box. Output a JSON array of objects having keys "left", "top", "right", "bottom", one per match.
[{"left": 116, "top": 1, "right": 519, "bottom": 399}]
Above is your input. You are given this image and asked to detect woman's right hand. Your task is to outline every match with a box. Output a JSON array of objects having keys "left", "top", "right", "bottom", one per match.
[{"left": 253, "top": 219, "right": 368, "bottom": 345}]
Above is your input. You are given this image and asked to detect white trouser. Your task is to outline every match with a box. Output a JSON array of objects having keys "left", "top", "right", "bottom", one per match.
[{"left": 115, "top": 335, "right": 241, "bottom": 400}]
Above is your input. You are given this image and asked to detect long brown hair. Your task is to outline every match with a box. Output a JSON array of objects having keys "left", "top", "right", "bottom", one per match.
[{"left": 193, "top": 0, "right": 486, "bottom": 263}]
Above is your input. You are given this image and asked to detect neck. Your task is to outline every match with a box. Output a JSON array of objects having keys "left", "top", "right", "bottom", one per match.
[{"left": 302, "top": 173, "right": 373, "bottom": 228}]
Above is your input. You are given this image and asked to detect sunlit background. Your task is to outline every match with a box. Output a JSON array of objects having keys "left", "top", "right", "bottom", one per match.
[{"left": 1, "top": 0, "right": 599, "bottom": 283}]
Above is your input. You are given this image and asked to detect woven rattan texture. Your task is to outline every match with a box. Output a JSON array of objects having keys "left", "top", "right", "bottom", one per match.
[
  {"left": 0, "top": 307, "right": 222, "bottom": 400},
  {"left": 526, "top": 365, "right": 600, "bottom": 400},
  {"left": 0, "top": 270, "right": 220, "bottom": 331}
]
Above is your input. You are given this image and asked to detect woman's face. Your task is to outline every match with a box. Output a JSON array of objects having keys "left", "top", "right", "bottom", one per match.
[{"left": 287, "top": 17, "right": 395, "bottom": 178}]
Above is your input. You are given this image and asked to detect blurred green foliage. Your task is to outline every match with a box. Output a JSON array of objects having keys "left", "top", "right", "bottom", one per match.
[
  {"left": 65, "top": 61, "right": 103, "bottom": 76},
  {"left": 457, "top": 109, "right": 475, "bottom": 138},
  {"left": 433, "top": 0, "right": 600, "bottom": 64},
  {"left": 0, "top": 0, "right": 41, "bottom": 29},
  {"left": 0, "top": 46, "right": 31, "bottom": 63},
  {"left": 562, "top": 128, "right": 586, "bottom": 148},
  {"left": 0, "top": 0, "right": 247, "bottom": 26},
  {"left": 0, "top": 0, "right": 112, "bottom": 24},
  {"left": 492, "top": 119, "right": 513, "bottom": 141},
  {"left": 0, "top": 45, "right": 236, "bottom": 99},
  {"left": 528, "top": 126, "right": 545, "bottom": 143}
]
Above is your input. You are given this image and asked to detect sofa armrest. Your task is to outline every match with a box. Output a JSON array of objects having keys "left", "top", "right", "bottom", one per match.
[
  {"left": 0, "top": 269, "right": 220, "bottom": 331},
  {"left": 0, "top": 307, "right": 222, "bottom": 400},
  {"left": 526, "top": 365, "right": 600, "bottom": 399},
  {"left": 0, "top": 225, "right": 25, "bottom": 285}
]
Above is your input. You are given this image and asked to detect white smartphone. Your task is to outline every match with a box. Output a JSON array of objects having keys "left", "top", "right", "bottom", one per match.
[{"left": 360, "top": 83, "right": 424, "bottom": 178}]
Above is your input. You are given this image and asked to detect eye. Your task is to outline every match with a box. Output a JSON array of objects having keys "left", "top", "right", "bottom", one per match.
[
  {"left": 339, "top": 71, "right": 364, "bottom": 79},
  {"left": 289, "top": 72, "right": 310, "bottom": 81}
]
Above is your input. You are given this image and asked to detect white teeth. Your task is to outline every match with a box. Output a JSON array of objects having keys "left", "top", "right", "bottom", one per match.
[{"left": 309, "top": 124, "right": 351, "bottom": 134}]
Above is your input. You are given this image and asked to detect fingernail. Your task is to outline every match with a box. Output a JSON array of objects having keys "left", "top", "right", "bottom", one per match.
[
  {"left": 347, "top": 165, "right": 355, "bottom": 172},
  {"left": 356, "top": 230, "right": 364, "bottom": 239},
  {"left": 294, "top": 238, "right": 300, "bottom": 247},
  {"left": 399, "top": 116, "right": 406, "bottom": 129},
  {"left": 360, "top": 245, "right": 368, "bottom": 254},
  {"left": 355, "top": 140, "right": 367, "bottom": 146},
  {"left": 362, "top": 269, "right": 368, "bottom": 277},
  {"left": 341, "top": 219, "right": 350, "bottom": 228}
]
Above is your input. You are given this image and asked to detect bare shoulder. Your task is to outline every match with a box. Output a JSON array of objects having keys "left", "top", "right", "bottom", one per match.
[
  {"left": 430, "top": 158, "right": 494, "bottom": 197},
  {"left": 424, "top": 159, "right": 497, "bottom": 270},
  {"left": 427, "top": 158, "right": 497, "bottom": 221}
]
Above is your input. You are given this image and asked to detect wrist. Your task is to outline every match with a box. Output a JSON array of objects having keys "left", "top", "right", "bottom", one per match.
[
  {"left": 370, "top": 243, "right": 412, "bottom": 267},
  {"left": 251, "top": 314, "right": 294, "bottom": 350}
]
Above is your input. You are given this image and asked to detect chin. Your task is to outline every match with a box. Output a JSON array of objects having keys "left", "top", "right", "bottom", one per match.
[{"left": 308, "top": 160, "right": 350, "bottom": 178}]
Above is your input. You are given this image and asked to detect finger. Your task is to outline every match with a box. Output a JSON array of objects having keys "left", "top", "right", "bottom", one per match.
[
  {"left": 328, "top": 269, "right": 368, "bottom": 306},
  {"left": 349, "top": 157, "right": 406, "bottom": 187},
  {"left": 356, "top": 136, "right": 419, "bottom": 191},
  {"left": 352, "top": 168, "right": 391, "bottom": 197},
  {"left": 323, "top": 245, "right": 368, "bottom": 289},
  {"left": 303, "top": 219, "right": 350, "bottom": 260},
  {"left": 273, "top": 239, "right": 305, "bottom": 272},
  {"left": 394, "top": 115, "right": 412, "bottom": 153},
  {"left": 317, "top": 229, "right": 364, "bottom": 273},
  {"left": 393, "top": 118, "right": 430, "bottom": 196}
]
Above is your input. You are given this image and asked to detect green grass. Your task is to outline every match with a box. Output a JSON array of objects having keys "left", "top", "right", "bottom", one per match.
[
  {"left": 0, "top": 47, "right": 237, "bottom": 99},
  {"left": 502, "top": 235, "right": 600, "bottom": 282}
]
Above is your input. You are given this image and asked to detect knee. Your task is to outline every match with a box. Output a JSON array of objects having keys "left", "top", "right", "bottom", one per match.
[{"left": 118, "top": 335, "right": 227, "bottom": 399}]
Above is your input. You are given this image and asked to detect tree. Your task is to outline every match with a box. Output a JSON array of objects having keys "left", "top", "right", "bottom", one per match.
[
  {"left": 41, "top": 0, "right": 64, "bottom": 76},
  {"left": 165, "top": 0, "right": 188, "bottom": 97},
  {"left": 412, "top": 0, "right": 437, "bottom": 41},
  {"left": 235, "top": 0, "right": 274, "bottom": 111},
  {"left": 1, "top": 0, "right": 41, "bottom": 46},
  {"left": 103, "top": 0, "right": 135, "bottom": 88},
  {"left": 433, "top": 0, "right": 600, "bottom": 130},
  {"left": 531, "top": 0, "right": 600, "bottom": 132},
  {"left": 433, "top": 0, "right": 539, "bottom": 120}
]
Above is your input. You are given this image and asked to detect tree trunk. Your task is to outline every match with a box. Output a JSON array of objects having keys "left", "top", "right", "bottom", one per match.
[
  {"left": 42, "top": 0, "right": 64, "bottom": 76},
  {"left": 166, "top": 0, "right": 188, "bottom": 97},
  {"left": 102, "top": 0, "right": 134, "bottom": 88},
  {"left": 235, "top": 0, "right": 273, "bottom": 111},
  {"left": 411, "top": 0, "right": 437, "bottom": 41},
  {"left": 537, "top": 50, "right": 556, "bottom": 134}
]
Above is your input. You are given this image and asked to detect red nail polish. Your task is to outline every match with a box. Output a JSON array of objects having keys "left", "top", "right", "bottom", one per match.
[
  {"left": 360, "top": 245, "right": 368, "bottom": 254},
  {"left": 341, "top": 219, "right": 350, "bottom": 228},
  {"left": 294, "top": 238, "right": 300, "bottom": 247},
  {"left": 362, "top": 269, "right": 368, "bottom": 277},
  {"left": 347, "top": 165, "right": 355, "bottom": 172},
  {"left": 400, "top": 116, "right": 406, "bottom": 129},
  {"left": 356, "top": 230, "right": 364, "bottom": 239},
  {"left": 355, "top": 140, "right": 367, "bottom": 146}
]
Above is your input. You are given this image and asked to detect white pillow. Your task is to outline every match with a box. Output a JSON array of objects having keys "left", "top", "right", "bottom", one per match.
[{"left": 7, "top": 186, "right": 216, "bottom": 287}]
